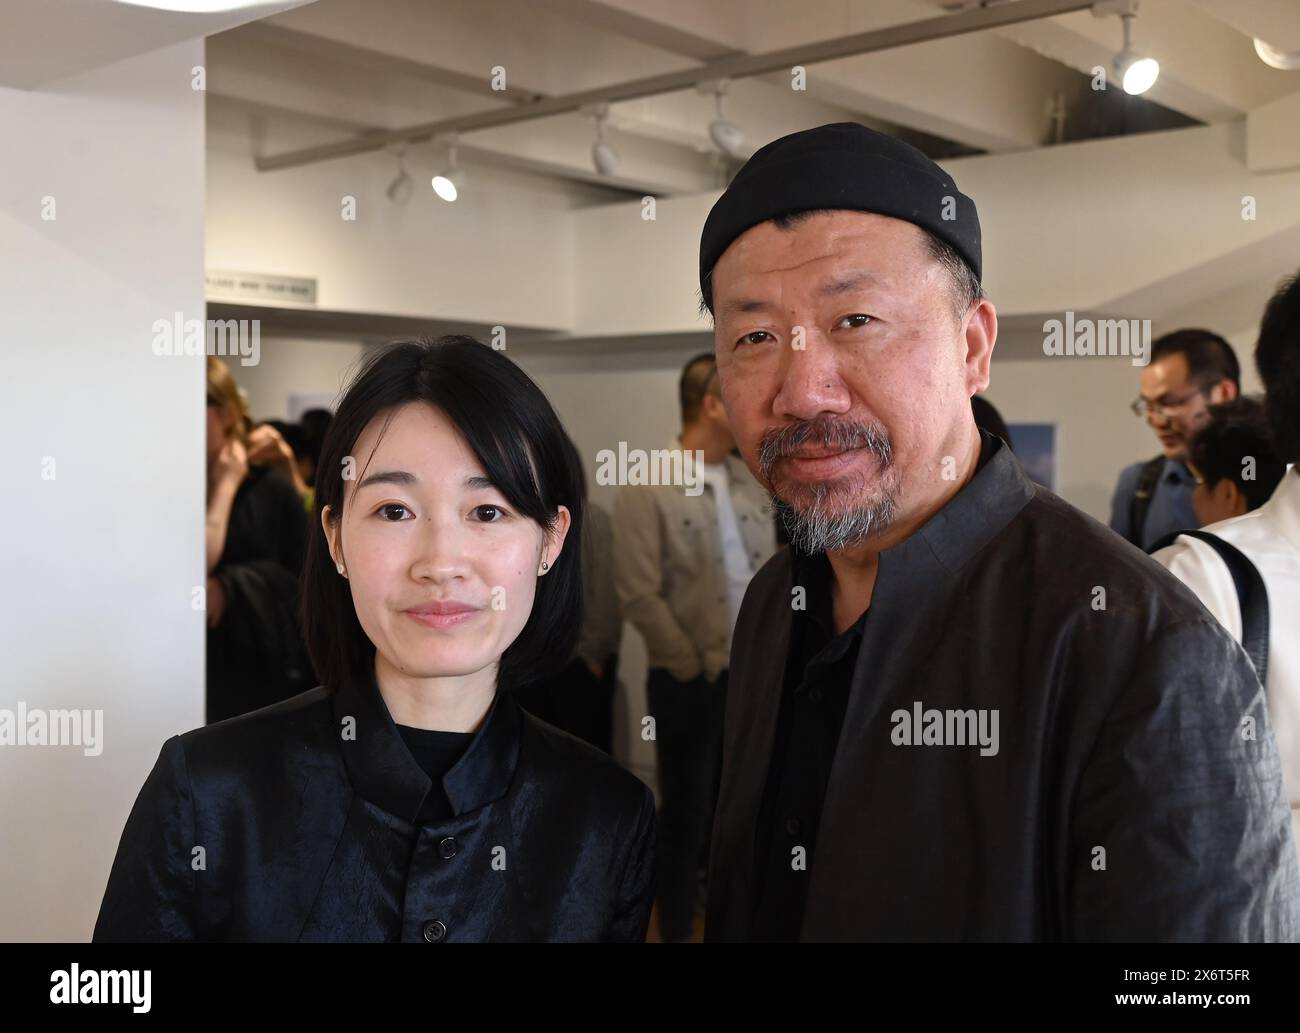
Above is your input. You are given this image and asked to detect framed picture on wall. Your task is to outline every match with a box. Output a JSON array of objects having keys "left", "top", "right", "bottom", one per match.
[{"left": 1007, "top": 422, "right": 1057, "bottom": 491}]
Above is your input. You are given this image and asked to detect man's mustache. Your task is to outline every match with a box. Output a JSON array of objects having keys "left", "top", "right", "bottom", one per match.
[{"left": 757, "top": 417, "right": 893, "bottom": 481}]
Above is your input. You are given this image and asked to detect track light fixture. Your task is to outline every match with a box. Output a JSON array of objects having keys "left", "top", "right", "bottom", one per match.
[
  {"left": 590, "top": 104, "right": 620, "bottom": 177},
  {"left": 431, "top": 134, "right": 462, "bottom": 203},
  {"left": 385, "top": 145, "right": 413, "bottom": 205},
  {"left": 1092, "top": 0, "right": 1159, "bottom": 95},
  {"left": 701, "top": 79, "right": 744, "bottom": 158}
]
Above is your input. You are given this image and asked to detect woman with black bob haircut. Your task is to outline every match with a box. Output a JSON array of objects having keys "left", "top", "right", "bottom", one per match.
[{"left": 94, "top": 335, "right": 656, "bottom": 942}]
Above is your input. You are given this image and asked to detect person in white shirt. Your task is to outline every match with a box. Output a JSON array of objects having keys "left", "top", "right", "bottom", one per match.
[
  {"left": 1153, "top": 271, "right": 1300, "bottom": 870},
  {"left": 613, "top": 353, "right": 776, "bottom": 941},
  {"left": 699, "top": 457, "right": 753, "bottom": 638}
]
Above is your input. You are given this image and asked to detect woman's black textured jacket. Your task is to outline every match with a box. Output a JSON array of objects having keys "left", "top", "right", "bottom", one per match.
[{"left": 93, "top": 674, "right": 656, "bottom": 942}]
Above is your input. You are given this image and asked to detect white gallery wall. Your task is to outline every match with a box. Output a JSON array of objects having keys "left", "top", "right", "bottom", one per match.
[
  {"left": 233, "top": 336, "right": 365, "bottom": 421},
  {"left": 206, "top": 100, "right": 617, "bottom": 332},
  {"left": 0, "top": 41, "right": 207, "bottom": 942}
]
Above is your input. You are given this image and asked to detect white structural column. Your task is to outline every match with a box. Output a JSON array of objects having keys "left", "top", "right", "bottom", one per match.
[{"left": 0, "top": 40, "right": 208, "bottom": 942}]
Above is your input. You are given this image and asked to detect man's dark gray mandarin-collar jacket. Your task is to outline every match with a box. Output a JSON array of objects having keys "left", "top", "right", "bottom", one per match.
[
  {"left": 93, "top": 672, "right": 655, "bottom": 942},
  {"left": 707, "top": 432, "right": 1300, "bottom": 941}
]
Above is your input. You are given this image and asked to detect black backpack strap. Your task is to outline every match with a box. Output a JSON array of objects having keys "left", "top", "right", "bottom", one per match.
[
  {"left": 1128, "top": 455, "right": 1167, "bottom": 547},
  {"left": 1149, "top": 529, "right": 1270, "bottom": 686}
]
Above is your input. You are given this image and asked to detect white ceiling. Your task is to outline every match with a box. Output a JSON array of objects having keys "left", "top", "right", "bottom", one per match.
[
  {"left": 0, "top": 0, "right": 311, "bottom": 88},
  {"left": 198, "top": 0, "right": 1300, "bottom": 197},
  {"left": 7, "top": 0, "right": 1298, "bottom": 195}
]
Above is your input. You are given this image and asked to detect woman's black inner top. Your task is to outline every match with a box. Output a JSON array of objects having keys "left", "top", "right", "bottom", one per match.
[{"left": 395, "top": 725, "right": 474, "bottom": 823}]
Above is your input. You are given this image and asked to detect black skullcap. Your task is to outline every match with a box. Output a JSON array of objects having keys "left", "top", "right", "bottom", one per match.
[{"left": 699, "top": 122, "right": 981, "bottom": 299}]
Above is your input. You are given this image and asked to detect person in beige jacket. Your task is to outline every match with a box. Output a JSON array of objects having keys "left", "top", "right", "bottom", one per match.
[{"left": 613, "top": 353, "right": 776, "bottom": 941}]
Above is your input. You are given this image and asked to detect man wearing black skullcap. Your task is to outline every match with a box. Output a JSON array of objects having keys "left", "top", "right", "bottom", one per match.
[{"left": 701, "top": 122, "right": 1300, "bottom": 942}]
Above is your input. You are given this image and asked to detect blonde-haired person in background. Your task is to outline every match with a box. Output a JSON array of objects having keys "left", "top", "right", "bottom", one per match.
[{"left": 205, "top": 356, "right": 316, "bottom": 723}]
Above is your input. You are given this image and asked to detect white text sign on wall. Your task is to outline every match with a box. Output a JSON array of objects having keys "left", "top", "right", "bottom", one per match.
[{"left": 205, "top": 270, "right": 317, "bottom": 306}]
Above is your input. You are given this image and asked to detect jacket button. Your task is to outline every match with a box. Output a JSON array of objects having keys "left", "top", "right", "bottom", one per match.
[
  {"left": 808, "top": 687, "right": 824, "bottom": 704},
  {"left": 438, "top": 836, "right": 458, "bottom": 859},
  {"left": 785, "top": 817, "right": 802, "bottom": 836},
  {"left": 422, "top": 920, "right": 447, "bottom": 942}
]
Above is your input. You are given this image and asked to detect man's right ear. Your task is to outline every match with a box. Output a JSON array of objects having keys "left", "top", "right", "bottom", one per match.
[
  {"left": 1218, "top": 478, "right": 1248, "bottom": 517},
  {"left": 1209, "top": 379, "right": 1239, "bottom": 405}
]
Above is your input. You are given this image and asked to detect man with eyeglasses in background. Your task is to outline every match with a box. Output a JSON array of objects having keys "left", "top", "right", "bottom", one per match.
[{"left": 1110, "top": 329, "right": 1240, "bottom": 549}]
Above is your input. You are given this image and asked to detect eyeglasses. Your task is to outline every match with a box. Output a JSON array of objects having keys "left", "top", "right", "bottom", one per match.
[{"left": 1129, "top": 387, "right": 1204, "bottom": 419}]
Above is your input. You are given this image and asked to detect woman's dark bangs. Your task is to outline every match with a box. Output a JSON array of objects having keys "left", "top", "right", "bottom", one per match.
[{"left": 430, "top": 375, "right": 551, "bottom": 526}]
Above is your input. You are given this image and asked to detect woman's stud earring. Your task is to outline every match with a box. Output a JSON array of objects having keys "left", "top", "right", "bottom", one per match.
[
  {"left": 540, "top": 561, "right": 549, "bottom": 572},
  {"left": 336, "top": 563, "right": 346, "bottom": 576}
]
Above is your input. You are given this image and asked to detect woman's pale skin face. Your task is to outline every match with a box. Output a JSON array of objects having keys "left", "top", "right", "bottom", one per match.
[{"left": 322, "top": 402, "right": 571, "bottom": 733}]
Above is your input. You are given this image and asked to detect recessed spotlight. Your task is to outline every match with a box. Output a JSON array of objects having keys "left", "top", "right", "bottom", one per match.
[
  {"left": 113, "top": 1, "right": 276, "bottom": 12},
  {"left": 1254, "top": 38, "right": 1300, "bottom": 71}
]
